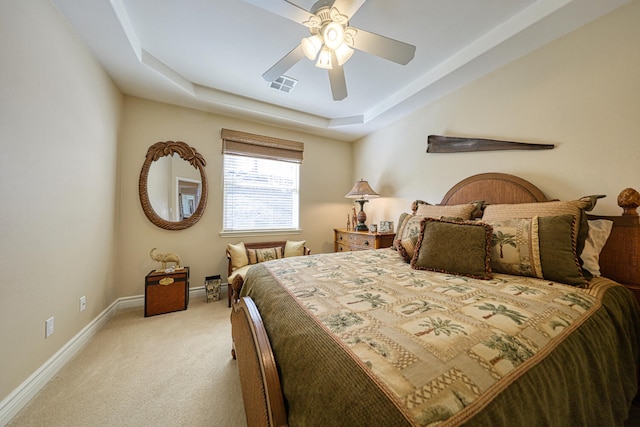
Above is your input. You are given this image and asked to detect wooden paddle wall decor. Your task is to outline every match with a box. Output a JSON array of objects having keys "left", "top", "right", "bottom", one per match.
[{"left": 427, "top": 135, "right": 554, "bottom": 153}]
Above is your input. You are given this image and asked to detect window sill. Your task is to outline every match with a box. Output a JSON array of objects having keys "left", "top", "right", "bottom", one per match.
[{"left": 219, "top": 229, "right": 302, "bottom": 239}]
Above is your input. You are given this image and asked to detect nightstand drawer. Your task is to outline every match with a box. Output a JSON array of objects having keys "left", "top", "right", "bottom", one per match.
[
  {"left": 334, "top": 229, "right": 395, "bottom": 252},
  {"left": 343, "top": 232, "right": 374, "bottom": 248}
]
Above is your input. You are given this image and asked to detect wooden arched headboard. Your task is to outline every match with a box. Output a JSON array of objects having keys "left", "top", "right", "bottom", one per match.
[{"left": 440, "top": 172, "right": 549, "bottom": 205}]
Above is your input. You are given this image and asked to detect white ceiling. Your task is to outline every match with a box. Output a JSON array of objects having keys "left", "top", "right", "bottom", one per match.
[{"left": 51, "top": 0, "right": 628, "bottom": 141}]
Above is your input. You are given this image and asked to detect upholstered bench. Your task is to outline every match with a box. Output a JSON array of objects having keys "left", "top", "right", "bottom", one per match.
[{"left": 226, "top": 240, "right": 310, "bottom": 306}]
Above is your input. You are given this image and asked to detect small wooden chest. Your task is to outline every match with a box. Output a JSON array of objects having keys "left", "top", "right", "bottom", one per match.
[{"left": 145, "top": 267, "right": 189, "bottom": 317}]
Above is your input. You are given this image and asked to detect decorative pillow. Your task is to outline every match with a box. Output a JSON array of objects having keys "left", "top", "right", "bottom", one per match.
[
  {"left": 485, "top": 217, "right": 543, "bottom": 278},
  {"left": 482, "top": 197, "right": 601, "bottom": 258},
  {"left": 247, "top": 247, "right": 283, "bottom": 264},
  {"left": 395, "top": 214, "right": 424, "bottom": 262},
  {"left": 412, "top": 201, "right": 477, "bottom": 220},
  {"left": 392, "top": 212, "right": 412, "bottom": 251},
  {"left": 411, "top": 218, "right": 493, "bottom": 280},
  {"left": 284, "top": 240, "right": 306, "bottom": 257},
  {"left": 395, "top": 202, "right": 476, "bottom": 264},
  {"left": 397, "top": 234, "right": 420, "bottom": 263},
  {"left": 537, "top": 214, "right": 587, "bottom": 286},
  {"left": 580, "top": 219, "right": 613, "bottom": 277},
  {"left": 227, "top": 242, "right": 249, "bottom": 272}
]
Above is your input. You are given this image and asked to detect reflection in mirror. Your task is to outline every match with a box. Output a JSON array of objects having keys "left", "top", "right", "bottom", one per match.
[
  {"left": 147, "top": 154, "right": 202, "bottom": 221},
  {"left": 178, "top": 179, "right": 200, "bottom": 220},
  {"left": 139, "top": 141, "right": 208, "bottom": 230}
]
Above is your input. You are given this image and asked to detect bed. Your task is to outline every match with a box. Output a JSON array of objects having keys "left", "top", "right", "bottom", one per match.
[{"left": 230, "top": 172, "right": 640, "bottom": 426}]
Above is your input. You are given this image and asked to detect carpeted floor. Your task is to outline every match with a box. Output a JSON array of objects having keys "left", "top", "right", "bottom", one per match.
[{"left": 8, "top": 296, "right": 246, "bottom": 427}]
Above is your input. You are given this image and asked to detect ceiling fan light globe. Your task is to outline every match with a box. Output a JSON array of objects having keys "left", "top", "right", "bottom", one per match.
[
  {"left": 323, "top": 22, "right": 344, "bottom": 50},
  {"left": 316, "top": 47, "right": 333, "bottom": 69},
  {"left": 335, "top": 43, "right": 353, "bottom": 66},
  {"left": 302, "top": 35, "right": 322, "bottom": 60}
]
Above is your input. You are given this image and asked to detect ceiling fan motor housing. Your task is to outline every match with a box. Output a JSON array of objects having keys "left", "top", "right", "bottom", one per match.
[
  {"left": 310, "top": 0, "right": 334, "bottom": 14},
  {"left": 307, "top": 6, "right": 346, "bottom": 36}
]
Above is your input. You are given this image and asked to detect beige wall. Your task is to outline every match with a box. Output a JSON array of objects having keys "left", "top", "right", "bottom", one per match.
[
  {"left": 116, "top": 97, "right": 352, "bottom": 297},
  {"left": 0, "top": 0, "right": 122, "bottom": 400},
  {"left": 354, "top": 0, "right": 640, "bottom": 228}
]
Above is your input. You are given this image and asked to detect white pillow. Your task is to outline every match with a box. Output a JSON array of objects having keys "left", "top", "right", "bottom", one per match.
[
  {"left": 227, "top": 242, "right": 249, "bottom": 271},
  {"left": 580, "top": 220, "right": 613, "bottom": 277},
  {"left": 284, "top": 240, "right": 306, "bottom": 257}
]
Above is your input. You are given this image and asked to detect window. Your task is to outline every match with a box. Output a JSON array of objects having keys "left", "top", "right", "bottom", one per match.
[{"left": 221, "top": 129, "right": 303, "bottom": 233}]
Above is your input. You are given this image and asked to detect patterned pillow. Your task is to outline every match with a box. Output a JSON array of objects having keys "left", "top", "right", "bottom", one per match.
[
  {"left": 392, "top": 212, "right": 412, "bottom": 251},
  {"left": 484, "top": 217, "right": 544, "bottom": 279},
  {"left": 482, "top": 197, "right": 601, "bottom": 258},
  {"left": 486, "top": 215, "right": 588, "bottom": 286},
  {"left": 396, "top": 200, "right": 477, "bottom": 263},
  {"left": 395, "top": 214, "right": 424, "bottom": 262},
  {"left": 247, "top": 247, "right": 283, "bottom": 264},
  {"left": 411, "top": 218, "right": 493, "bottom": 280},
  {"left": 395, "top": 212, "right": 413, "bottom": 240}
]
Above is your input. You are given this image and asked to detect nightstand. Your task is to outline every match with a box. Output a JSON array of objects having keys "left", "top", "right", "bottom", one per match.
[
  {"left": 145, "top": 267, "right": 190, "bottom": 317},
  {"left": 334, "top": 228, "right": 395, "bottom": 252}
]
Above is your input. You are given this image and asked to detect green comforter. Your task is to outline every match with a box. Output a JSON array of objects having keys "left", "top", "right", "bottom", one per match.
[{"left": 240, "top": 248, "right": 639, "bottom": 426}]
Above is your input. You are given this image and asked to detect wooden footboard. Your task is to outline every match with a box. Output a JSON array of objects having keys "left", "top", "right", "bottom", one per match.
[{"left": 231, "top": 296, "right": 287, "bottom": 427}]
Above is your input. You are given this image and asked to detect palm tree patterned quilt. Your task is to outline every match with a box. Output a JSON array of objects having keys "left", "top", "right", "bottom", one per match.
[{"left": 241, "top": 248, "right": 639, "bottom": 426}]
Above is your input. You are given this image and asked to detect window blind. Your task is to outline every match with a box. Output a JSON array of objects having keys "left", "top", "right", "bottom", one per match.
[
  {"left": 221, "top": 128, "right": 303, "bottom": 163},
  {"left": 221, "top": 129, "right": 303, "bottom": 232}
]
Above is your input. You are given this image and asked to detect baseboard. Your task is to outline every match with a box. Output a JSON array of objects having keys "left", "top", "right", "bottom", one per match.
[
  {"left": 0, "top": 286, "right": 212, "bottom": 426},
  {"left": 0, "top": 299, "right": 120, "bottom": 425}
]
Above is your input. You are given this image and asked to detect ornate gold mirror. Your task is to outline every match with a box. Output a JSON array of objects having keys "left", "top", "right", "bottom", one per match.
[{"left": 139, "top": 141, "right": 208, "bottom": 230}]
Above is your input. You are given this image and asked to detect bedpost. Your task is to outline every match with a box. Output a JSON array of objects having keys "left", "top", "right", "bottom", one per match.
[
  {"left": 588, "top": 188, "right": 640, "bottom": 306},
  {"left": 230, "top": 297, "right": 288, "bottom": 426},
  {"left": 230, "top": 275, "right": 244, "bottom": 306}
]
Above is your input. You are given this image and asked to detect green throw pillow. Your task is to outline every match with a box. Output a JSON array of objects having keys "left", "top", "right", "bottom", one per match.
[
  {"left": 411, "top": 218, "right": 493, "bottom": 280},
  {"left": 538, "top": 214, "right": 588, "bottom": 286}
]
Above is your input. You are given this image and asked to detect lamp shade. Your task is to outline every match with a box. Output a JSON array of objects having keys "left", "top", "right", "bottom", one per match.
[{"left": 345, "top": 180, "right": 380, "bottom": 199}]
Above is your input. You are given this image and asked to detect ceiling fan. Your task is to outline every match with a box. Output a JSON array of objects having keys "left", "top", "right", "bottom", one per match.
[{"left": 245, "top": 0, "right": 416, "bottom": 101}]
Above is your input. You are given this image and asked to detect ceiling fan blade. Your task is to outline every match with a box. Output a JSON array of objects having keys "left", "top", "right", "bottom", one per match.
[
  {"left": 262, "top": 44, "right": 306, "bottom": 82},
  {"left": 244, "top": 0, "right": 314, "bottom": 24},
  {"left": 331, "top": 0, "right": 367, "bottom": 18},
  {"left": 328, "top": 63, "right": 347, "bottom": 101},
  {"left": 351, "top": 28, "right": 416, "bottom": 65}
]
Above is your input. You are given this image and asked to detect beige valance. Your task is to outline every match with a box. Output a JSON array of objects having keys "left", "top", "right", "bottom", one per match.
[{"left": 221, "top": 128, "right": 303, "bottom": 163}]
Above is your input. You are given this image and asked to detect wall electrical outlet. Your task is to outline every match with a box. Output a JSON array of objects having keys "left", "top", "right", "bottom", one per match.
[
  {"left": 79, "top": 296, "right": 86, "bottom": 312},
  {"left": 45, "top": 317, "right": 54, "bottom": 338}
]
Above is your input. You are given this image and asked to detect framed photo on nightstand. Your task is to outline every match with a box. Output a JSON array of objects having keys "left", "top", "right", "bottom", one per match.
[{"left": 379, "top": 221, "right": 394, "bottom": 233}]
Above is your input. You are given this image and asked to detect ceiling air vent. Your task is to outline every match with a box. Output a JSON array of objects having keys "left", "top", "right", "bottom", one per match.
[{"left": 269, "top": 75, "right": 297, "bottom": 93}]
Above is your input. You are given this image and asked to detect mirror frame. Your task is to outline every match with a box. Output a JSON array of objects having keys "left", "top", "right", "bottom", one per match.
[{"left": 139, "top": 141, "right": 208, "bottom": 230}]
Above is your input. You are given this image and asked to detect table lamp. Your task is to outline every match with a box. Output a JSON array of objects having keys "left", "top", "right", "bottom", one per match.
[{"left": 345, "top": 179, "right": 379, "bottom": 231}]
